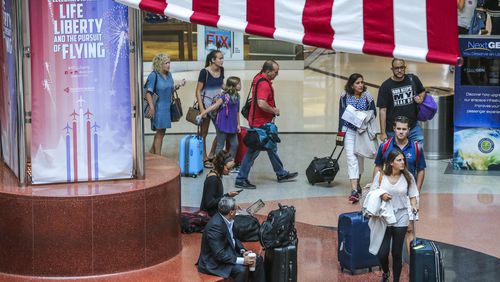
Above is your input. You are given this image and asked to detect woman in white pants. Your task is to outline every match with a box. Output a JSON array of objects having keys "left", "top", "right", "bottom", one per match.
[{"left": 338, "top": 73, "right": 376, "bottom": 203}]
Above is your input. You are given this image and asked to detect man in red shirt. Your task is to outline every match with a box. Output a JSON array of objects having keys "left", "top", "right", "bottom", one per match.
[{"left": 235, "top": 60, "right": 298, "bottom": 189}]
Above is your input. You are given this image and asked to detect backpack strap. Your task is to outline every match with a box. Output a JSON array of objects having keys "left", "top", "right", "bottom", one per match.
[
  {"left": 153, "top": 72, "right": 158, "bottom": 94},
  {"left": 200, "top": 68, "right": 210, "bottom": 103},
  {"left": 381, "top": 137, "right": 393, "bottom": 157},
  {"left": 250, "top": 78, "right": 268, "bottom": 127},
  {"left": 414, "top": 141, "right": 420, "bottom": 164}
]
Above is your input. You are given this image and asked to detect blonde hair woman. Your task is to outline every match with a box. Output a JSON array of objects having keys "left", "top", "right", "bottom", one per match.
[{"left": 145, "top": 53, "right": 185, "bottom": 155}]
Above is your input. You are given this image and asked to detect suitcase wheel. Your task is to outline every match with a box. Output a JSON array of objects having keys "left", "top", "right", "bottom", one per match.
[{"left": 327, "top": 181, "right": 331, "bottom": 184}]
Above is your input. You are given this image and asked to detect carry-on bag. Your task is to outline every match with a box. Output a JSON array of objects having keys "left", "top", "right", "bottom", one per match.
[
  {"left": 233, "top": 214, "right": 260, "bottom": 242},
  {"left": 410, "top": 218, "right": 444, "bottom": 282},
  {"left": 260, "top": 204, "right": 297, "bottom": 249},
  {"left": 264, "top": 244, "right": 297, "bottom": 282},
  {"left": 235, "top": 127, "right": 248, "bottom": 165},
  {"left": 337, "top": 211, "right": 379, "bottom": 274},
  {"left": 306, "top": 132, "right": 345, "bottom": 185},
  {"left": 179, "top": 127, "right": 203, "bottom": 177},
  {"left": 232, "top": 198, "right": 265, "bottom": 242},
  {"left": 223, "top": 126, "right": 248, "bottom": 165}
]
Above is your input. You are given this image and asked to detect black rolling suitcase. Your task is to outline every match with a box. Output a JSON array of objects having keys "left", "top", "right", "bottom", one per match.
[
  {"left": 306, "top": 132, "right": 345, "bottom": 185},
  {"left": 410, "top": 218, "right": 444, "bottom": 282},
  {"left": 264, "top": 244, "right": 297, "bottom": 282}
]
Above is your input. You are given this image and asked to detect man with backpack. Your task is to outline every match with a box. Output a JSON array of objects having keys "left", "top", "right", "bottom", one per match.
[
  {"left": 235, "top": 60, "right": 298, "bottom": 189},
  {"left": 373, "top": 115, "right": 426, "bottom": 261}
]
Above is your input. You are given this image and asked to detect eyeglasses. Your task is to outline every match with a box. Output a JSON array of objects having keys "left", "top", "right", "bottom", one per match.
[{"left": 392, "top": 66, "right": 406, "bottom": 70}]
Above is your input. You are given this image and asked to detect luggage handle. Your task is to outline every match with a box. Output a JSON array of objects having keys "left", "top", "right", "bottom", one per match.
[
  {"left": 329, "top": 132, "right": 345, "bottom": 159},
  {"left": 329, "top": 145, "right": 344, "bottom": 159},
  {"left": 412, "top": 211, "right": 417, "bottom": 247}
]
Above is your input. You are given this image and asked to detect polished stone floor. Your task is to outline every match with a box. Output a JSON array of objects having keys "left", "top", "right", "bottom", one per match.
[
  {"left": 142, "top": 51, "right": 499, "bottom": 281},
  {"left": 2, "top": 51, "right": 496, "bottom": 281}
]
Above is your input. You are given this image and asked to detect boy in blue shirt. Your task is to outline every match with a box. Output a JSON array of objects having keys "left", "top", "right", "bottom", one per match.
[{"left": 374, "top": 116, "right": 426, "bottom": 191}]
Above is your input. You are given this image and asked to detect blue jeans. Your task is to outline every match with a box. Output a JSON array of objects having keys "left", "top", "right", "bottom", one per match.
[
  {"left": 387, "top": 123, "right": 424, "bottom": 146},
  {"left": 236, "top": 146, "right": 288, "bottom": 182}
]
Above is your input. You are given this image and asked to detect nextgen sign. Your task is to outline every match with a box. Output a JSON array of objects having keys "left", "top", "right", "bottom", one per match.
[
  {"left": 461, "top": 38, "right": 500, "bottom": 57},
  {"left": 466, "top": 41, "right": 500, "bottom": 50}
]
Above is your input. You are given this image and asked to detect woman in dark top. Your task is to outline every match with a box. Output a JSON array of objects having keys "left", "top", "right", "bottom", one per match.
[
  {"left": 195, "top": 50, "right": 225, "bottom": 168},
  {"left": 200, "top": 150, "right": 239, "bottom": 216}
]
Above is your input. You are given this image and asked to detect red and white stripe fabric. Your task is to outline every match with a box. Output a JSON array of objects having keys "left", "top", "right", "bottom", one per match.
[{"left": 117, "top": 0, "right": 459, "bottom": 65}]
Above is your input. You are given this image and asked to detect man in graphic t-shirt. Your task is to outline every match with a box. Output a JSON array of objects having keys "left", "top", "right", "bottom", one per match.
[{"left": 377, "top": 59, "right": 426, "bottom": 145}]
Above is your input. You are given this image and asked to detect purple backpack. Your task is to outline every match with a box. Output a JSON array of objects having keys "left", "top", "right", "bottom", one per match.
[
  {"left": 216, "top": 93, "right": 239, "bottom": 133},
  {"left": 408, "top": 74, "right": 438, "bottom": 121},
  {"left": 417, "top": 92, "right": 438, "bottom": 121}
]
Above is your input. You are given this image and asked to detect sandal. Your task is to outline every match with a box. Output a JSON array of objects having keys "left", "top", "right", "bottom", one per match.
[
  {"left": 203, "top": 160, "right": 214, "bottom": 169},
  {"left": 349, "top": 190, "right": 360, "bottom": 204}
]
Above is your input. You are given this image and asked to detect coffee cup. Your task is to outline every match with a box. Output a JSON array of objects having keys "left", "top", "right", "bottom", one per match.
[{"left": 247, "top": 252, "right": 256, "bottom": 271}]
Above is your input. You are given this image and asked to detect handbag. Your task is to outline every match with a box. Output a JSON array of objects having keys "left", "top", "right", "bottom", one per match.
[
  {"left": 241, "top": 78, "right": 267, "bottom": 121},
  {"left": 143, "top": 72, "right": 158, "bottom": 119},
  {"left": 180, "top": 210, "right": 210, "bottom": 234},
  {"left": 408, "top": 74, "right": 438, "bottom": 121},
  {"left": 186, "top": 69, "right": 208, "bottom": 125},
  {"left": 417, "top": 92, "right": 438, "bottom": 121},
  {"left": 185, "top": 102, "right": 200, "bottom": 125},
  {"left": 170, "top": 90, "right": 183, "bottom": 122},
  {"left": 233, "top": 215, "right": 261, "bottom": 242}
]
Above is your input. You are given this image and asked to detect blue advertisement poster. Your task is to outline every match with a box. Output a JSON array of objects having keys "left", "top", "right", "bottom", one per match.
[
  {"left": 29, "top": 0, "right": 132, "bottom": 183},
  {"left": 454, "top": 37, "right": 500, "bottom": 170},
  {"left": 0, "top": 0, "right": 19, "bottom": 177}
]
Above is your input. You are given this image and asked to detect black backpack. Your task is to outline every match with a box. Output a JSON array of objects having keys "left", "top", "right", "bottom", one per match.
[
  {"left": 233, "top": 215, "right": 261, "bottom": 242},
  {"left": 259, "top": 204, "right": 298, "bottom": 249}
]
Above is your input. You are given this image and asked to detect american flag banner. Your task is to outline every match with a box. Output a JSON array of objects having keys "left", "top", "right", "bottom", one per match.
[{"left": 116, "top": 0, "right": 459, "bottom": 65}]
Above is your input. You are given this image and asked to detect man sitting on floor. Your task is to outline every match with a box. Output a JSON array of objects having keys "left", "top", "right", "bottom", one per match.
[{"left": 197, "top": 197, "right": 265, "bottom": 282}]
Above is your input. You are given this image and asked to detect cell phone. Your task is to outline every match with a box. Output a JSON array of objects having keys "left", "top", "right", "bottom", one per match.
[{"left": 235, "top": 189, "right": 244, "bottom": 193}]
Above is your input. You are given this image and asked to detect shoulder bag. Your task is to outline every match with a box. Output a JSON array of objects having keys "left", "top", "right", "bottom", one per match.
[
  {"left": 185, "top": 101, "right": 200, "bottom": 125},
  {"left": 170, "top": 90, "right": 183, "bottom": 122},
  {"left": 233, "top": 215, "right": 261, "bottom": 242},
  {"left": 417, "top": 92, "right": 438, "bottom": 121},
  {"left": 186, "top": 69, "right": 209, "bottom": 125},
  {"left": 408, "top": 74, "right": 438, "bottom": 121},
  {"left": 143, "top": 72, "right": 158, "bottom": 119}
]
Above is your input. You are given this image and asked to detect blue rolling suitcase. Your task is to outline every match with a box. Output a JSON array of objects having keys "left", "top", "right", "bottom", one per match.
[
  {"left": 410, "top": 220, "right": 444, "bottom": 282},
  {"left": 179, "top": 134, "right": 203, "bottom": 177},
  {"left": 337, "top": 211, "right": 379, "bottom": 274}
]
